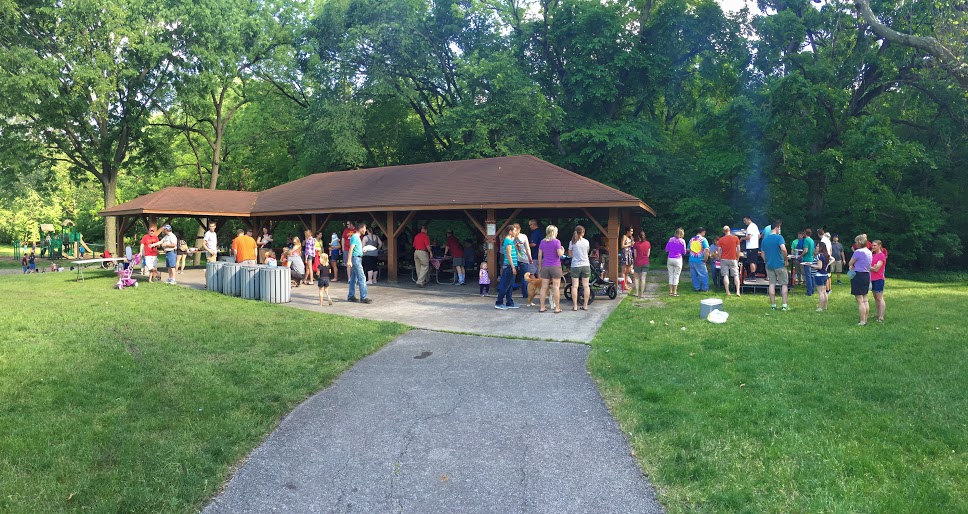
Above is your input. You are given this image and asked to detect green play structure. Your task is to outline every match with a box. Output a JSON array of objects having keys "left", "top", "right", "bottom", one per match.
[{"left": 14, "top": 220, "right": 99, "bottom": 260}]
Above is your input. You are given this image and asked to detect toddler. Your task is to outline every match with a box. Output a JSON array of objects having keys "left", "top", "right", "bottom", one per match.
[
  {"left": 317, "top": 253, "right": 333, "bottom": 306},
  {"left": 265, "top": 250, "right": 277, "bottom": 267},
  {"left": 479, "top": 262, "right": 490, "bottom": 296}
]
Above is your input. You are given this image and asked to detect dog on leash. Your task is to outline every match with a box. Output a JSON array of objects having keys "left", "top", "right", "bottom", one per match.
[{"left": 525, "top": 272, "right": 556, "bottom": 310}]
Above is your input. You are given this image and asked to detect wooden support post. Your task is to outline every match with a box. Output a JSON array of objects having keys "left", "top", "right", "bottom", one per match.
[
  {"left": 607, "top": 208, "right": 619, "bottom": 284},
  {"left": 147, "top": 214, "right": 158, "bottom": 232},
  {"left": 387, "top": 211, "right": 397, "bottom": 283},
  {"left": 486, "top": 209, "right": 497, "bottom": 284}
]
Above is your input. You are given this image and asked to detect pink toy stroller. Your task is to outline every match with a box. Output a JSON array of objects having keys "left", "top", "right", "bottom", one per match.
[{"left": 115, "top": 254, "right": 141, "bottom": 289}]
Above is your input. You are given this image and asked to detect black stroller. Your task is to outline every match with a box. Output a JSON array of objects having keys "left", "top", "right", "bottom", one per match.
[{"left": 562, "top": 257, "right": 618, "bottom": 305}]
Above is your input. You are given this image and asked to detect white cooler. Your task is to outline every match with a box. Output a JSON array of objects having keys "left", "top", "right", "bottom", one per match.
[{"left": 700, "top": 298, "right": 723, "bottom": 319}]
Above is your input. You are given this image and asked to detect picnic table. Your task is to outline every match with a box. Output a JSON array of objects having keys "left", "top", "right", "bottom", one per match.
[{"left": 71, "top": 258, "right": 127, "bottom": 281}]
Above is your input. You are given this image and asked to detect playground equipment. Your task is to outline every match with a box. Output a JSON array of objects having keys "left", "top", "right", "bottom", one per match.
[{"left": 59, "top": 220, "right": 98, "bottom": 260}]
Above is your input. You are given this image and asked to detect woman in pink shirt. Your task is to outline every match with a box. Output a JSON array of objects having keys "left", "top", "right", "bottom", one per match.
[
  {"left": 870, "top": 240, "right": 887, "bottom": 322},
  {"left": 632, "top": 230, "right": 651, "bottom": 298}
]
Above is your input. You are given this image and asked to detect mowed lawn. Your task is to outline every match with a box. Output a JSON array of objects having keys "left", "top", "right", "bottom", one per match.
[
  {"left": 590, "top": 277, "right": 968, "bottom": 513},
  {"left": 0, "top": 271, "right": 407, "bottom": 513}
]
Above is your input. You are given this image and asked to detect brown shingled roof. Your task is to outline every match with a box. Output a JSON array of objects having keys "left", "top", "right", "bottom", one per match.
[
  {"left": 99, "top": 156, "right": 654, "bottom": 217},
  {"left": 99, "top": 187, "right": 259, "bottom": 217}
]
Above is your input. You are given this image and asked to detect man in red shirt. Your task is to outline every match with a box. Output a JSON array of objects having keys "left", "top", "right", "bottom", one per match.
[
  {"left": 719, "top": 225, "right": 742, "bottom": 296},
  {"left": 412, "top": 225, "right": 431, "bottom": 287},
  {"left": 443, "top": 229, "right": 466, "bottom": 285},
  {"left": 139, "top": 227, "right": 161, "bottom": 282}
]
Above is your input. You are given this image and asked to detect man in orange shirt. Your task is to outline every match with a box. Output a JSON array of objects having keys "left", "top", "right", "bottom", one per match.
[
  {"left": 231, "top": 229, "right": 258, "bottom": 265},
  {"left": 719, "top": 225, "right": 742, "bottom": 296}
]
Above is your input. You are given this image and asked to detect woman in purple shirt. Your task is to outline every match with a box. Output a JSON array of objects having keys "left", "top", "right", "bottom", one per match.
[
  {"left": 848, "top": 234, "right": 873, "bottom": 325},
  {"left": 665, "top": 227, "right": 686, "bottom": 297},
  {"left": 537, "top": 225, "right": 565, "bottom": 313}
]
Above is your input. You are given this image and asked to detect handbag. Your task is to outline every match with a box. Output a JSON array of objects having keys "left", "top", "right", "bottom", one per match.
[{"left": 847, "top": 269, "right": 857, "bottom": 280}]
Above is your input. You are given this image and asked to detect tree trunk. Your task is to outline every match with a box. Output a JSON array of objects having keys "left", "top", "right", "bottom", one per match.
[{"left": 102, "top": 173, "right": 119, "bottom": 255}]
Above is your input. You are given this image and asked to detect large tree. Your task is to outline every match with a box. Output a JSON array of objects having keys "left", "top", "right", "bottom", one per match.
[{"left": 0, "top": 0, "right": 179, "bottom": 252}]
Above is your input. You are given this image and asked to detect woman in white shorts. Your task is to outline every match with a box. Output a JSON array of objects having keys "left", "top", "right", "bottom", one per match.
[{"left": 665, "top": 228, "right": 686, "bottom": 296}]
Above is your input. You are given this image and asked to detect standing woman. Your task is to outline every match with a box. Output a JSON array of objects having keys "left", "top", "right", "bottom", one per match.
[
  {"left": 870, "top": 240, "right": 887, "bottom": 322},
  {"left": 812, "top": 242, "right": 831, "bottom": 312},
  {"left": 568, "top": 225, "right": 592, "bottom": 311},
  {"left": 848, "top": 234, "right": 873, "bottom": 326},
  {"left": 620, "top": 226, "right": 635, "bottom": 293},
  {"left": 665, "top": 228, "right": 687, "bottom": 297},
  {"left": 537, "top": 225, "right": 565, "bottom": 313},
  {"left": 258, "top": 227, "right": 272, "bottom": 262},
  {"left": 632, "top": 230, "right": 651, "bottom": 298},
  {"left": 303, "top": 230, "right": 316, "bottom": 285}
]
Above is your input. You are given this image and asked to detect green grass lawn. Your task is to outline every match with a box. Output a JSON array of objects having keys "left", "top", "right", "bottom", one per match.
[
  {"left": 590, "top": 278, "right": 968, "bottom": 513},
  {"left": 0, "top": 271, "right": 407, "bottom": 513}
]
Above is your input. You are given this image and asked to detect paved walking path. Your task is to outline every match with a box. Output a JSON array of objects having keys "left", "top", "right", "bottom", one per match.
[{"left": 204, "top": 330, "right": 664, "bottom": 514}]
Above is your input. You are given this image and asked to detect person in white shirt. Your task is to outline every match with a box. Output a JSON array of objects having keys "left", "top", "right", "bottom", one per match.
[
  {"left": 743, "top": 215, "right": 760, "bottom": 276},
  {"left": 203, "top": 222, "right": 218, "bottom": 262}
]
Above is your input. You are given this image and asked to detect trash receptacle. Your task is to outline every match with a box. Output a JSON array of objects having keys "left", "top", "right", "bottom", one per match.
[
  {"left": 205, "top": 261, "right": 224, "bottom": 293},
  {"left": 222, "top": 263, "right": 242, "bottom": 297},
  {"left": 259, "top": 266, "right": 291, "bottom": 304},
  {"left": 240, "top": 265, "right": 262, "bottom": 300}
]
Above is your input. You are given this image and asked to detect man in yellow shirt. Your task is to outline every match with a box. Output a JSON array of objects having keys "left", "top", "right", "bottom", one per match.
[{"left": 232, "top": 229, "right": 258, "bottom": 265}]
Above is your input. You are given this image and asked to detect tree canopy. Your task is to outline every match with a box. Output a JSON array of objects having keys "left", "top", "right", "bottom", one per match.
[{"left": 1, "top": 0, "right": 965, "bottom": 270}]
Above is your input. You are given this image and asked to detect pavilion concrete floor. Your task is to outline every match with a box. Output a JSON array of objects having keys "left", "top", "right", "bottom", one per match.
[{"left": 174, "top": 268, "right": 624, "bottom": 343}]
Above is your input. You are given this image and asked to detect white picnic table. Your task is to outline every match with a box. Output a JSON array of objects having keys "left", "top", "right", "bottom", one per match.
[{"left": 71, "top": 257, "right": 127, "bottom": 281}]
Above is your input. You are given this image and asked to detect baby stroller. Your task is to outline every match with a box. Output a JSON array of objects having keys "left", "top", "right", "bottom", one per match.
[
  {"left": 115, "top": 254, "right": 141, "bottom": 289},
  {"left": 562, "top": 258, "right": 618, "bottom": 306}
]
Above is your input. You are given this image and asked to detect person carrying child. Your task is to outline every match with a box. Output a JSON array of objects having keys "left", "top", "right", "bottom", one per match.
[
  {"left": 317, "top": 253, "right": 334, "bottom": 306},
  {"left": 479, "top": 262, "right": 490, "bottom": 296}
]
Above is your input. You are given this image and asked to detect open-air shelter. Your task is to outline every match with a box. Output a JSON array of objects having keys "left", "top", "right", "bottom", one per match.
[{"left": 99, "top": 155, "right": 655, "bottom": 283}]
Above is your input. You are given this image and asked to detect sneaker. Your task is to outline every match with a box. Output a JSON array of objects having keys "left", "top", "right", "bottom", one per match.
[
  {"left": 782, "top": 305, "right": 790, "bottom": 311},
  {"left": 347, "top": 297, "right": 359, "bottom": 302},
  {"left": 837, "top": 280, "right": 843, "bottom": 284},
  {"left": 771, "top": 305, "right": 777, "bottom": 310},
  {"left": 458, "top": 282, "right": 465, "bottom": 285},
  {"left": 494, "top": 304, "right": 508, "bottom": 310},
  {"left": 506, "top": 303, "right": 520, "bottom": 309},
  {"left": 361, "top": 298, "right": 372, "bottom": 304},
  {"left": 816, "top": 307, "right": 824, "bottom": 312}
]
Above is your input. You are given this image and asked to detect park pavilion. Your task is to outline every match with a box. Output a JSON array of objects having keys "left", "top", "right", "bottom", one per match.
[{"left": 99, "top": 155, "right": 655, "bottom": 283}]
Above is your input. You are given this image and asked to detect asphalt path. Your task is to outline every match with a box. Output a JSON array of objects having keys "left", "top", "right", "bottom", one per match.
[{"left": 204, "top": 330, "right": 664, "bottom": 514}]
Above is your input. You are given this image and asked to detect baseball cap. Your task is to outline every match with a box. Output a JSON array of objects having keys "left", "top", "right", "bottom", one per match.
[{"left": 163, "top": 224, "right": 172, "bottom": 230}]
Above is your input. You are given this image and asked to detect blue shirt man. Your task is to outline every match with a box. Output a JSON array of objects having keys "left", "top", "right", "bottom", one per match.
[
  {"left": 346, "top": 222, "right": 371, "bottom": 304},
  {"left": 761, "top": 221, "right": 790, "bottom": 310}
]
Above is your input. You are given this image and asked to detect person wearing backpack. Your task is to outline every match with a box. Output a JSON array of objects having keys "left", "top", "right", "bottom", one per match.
[{"left": 175, "top": 237, "right": 189, "bottom": 274}]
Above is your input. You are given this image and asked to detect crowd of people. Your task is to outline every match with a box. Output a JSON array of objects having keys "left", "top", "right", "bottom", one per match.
[
  {"left": 119, "top": 215, "right": 888, "bottom": 325},
  {"left": 662, "top": 217, "right": 888, "bottom": 325}
]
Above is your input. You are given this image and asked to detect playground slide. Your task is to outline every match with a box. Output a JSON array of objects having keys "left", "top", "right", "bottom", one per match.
[{"left": 78, "top": 237, "right": 95, "bottom": 256}]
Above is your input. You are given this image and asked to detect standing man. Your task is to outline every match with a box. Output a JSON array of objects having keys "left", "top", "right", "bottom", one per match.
[
  {"left": 443, "top": 229, "right": 465, "bottom": 285},
  {"left": 494, "top": 225, "right": 520, "bottom": 310},
  {"left": 139, "top": 226, "right": 160, "bottom": 282},
  {"left": 800, "top": 227, "right": 816, "bottom": 296},
  {"left": 830, "top": 234, "right": 846, "bottom": 284},
  {"left": 202, "top": 222, "right": 218, "bottom": 262},
  {"left": 528, "top": 219, "right": 543, "bottom": 262},
  {"left": 719, "top": 226, "right": 741, "bottom": 296},
  {"left": 413, "top": 225, "right": 432, "bottom": 288},
  {"left": 514, "top": 223, "right": 534, "bottom": 300},
  {"left": 687, "top": 227, "right": 709, "bottom": 292},
  {"left": 761, "top": 221, "right": 789, "bottom": 311},
  {"left": 231, "top": 229, "right": 257, "bottom": 265},
  {"left": 345, "top": 221, "right": 372, "bottom": 303},
  {"left": 159, "top": 225, "right": 179, "bottom": 285},
  {"left": 743, "top": 215, "right": 760, "bottom": 277}
]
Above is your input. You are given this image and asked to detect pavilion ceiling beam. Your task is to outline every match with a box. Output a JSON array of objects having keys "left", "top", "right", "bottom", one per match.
[
  {"left": 392, "top": 211, "right": 416, "bottom": 238},
  {"left": 367, "top": 212, "right": 386, "bottom": 235},
  {"left": 463, "top": 210, "right": 485, "bottom": 235},
  {"left": 495, "top": 208, "right": 522, "bottom": 239},
  {"left": 582, "top": 208, "right": 607, "bottom": 235}
]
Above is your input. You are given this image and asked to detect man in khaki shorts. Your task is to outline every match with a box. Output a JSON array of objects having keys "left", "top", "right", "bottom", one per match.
[
  {"left": 760, "top": 220, "right": 790, "bottom": 311},
  {"left": 718, "top": 226, "right": 741, "bottom": 296}
]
